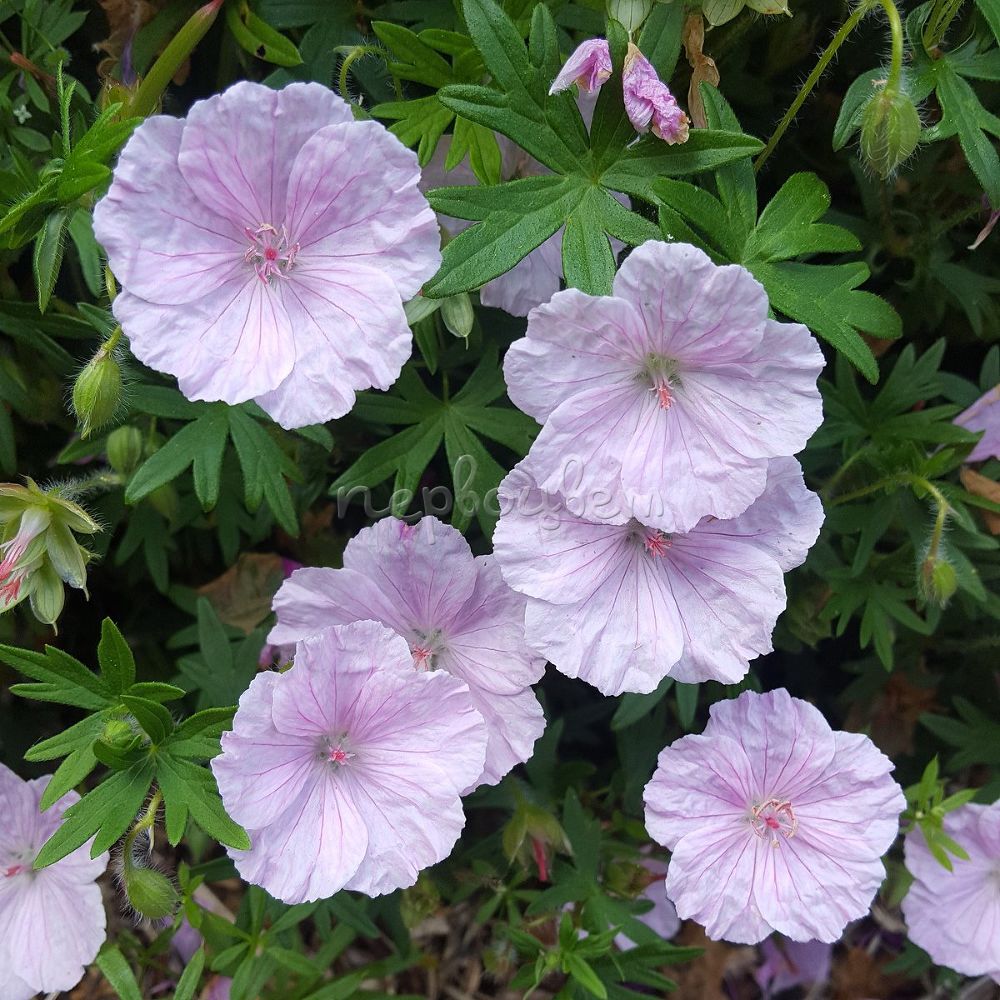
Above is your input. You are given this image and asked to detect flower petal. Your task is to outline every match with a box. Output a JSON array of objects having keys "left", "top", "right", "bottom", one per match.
[
  {"left": 480, "top": 230, "right": 564, "bottom": 317},
  {"left": 93, "top": 116, "right": 243, "bottom": 305},
  {"left": 178, "top": 81, "right": 353, "bottom": 226}
]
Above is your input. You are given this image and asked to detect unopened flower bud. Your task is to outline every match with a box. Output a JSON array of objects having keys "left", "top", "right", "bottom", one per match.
[
  {"left": 106, "top": 426, "right": 144, "bottom": 475},
  {"left": 608, "top": 0, "right": 654, "bottom": 32},
  {"left": 860, "top": 86, "right": 921, "bottom": 179},
  {"left": 73, "top": 344, "right": 123, "bottom": 439},
  {"left": 919, "top": 555, "right": 957, "bottom": 608},
  {"left": 441, "top": 292, "right": 475, "bottom": 339},
  {"left": 121, "top": 843, "right": 180, "bottom": 921}
]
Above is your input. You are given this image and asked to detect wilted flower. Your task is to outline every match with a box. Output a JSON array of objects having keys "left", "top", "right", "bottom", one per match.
[
  {"left": 504, "top": 241, "right": 825, "bottom": 533},
  {"left": 212, "top": 620, "right": 487, "bottom": 903},
  {"left": 93, "top": 81, "right": 441, "bottom": 429},
  {"left": 954, "top": 384, "right": 1000, "bottom": 462},
  {"left": 643, "top": 689, "right": 905, "bottom": 944},
  {"left": 493, "top": 458, "right": 823, "bottom": 695},
  {"left": 902, "top": 801, "right": 1000, "bottom": 979},
  {"left": 755, "top": 938, "right": 833, "bottom": 997},
  {"left": 270, "top": 516, "right": 545, "bottom": 788},
  {"left": 549, "top": 39, "right": 612, "bottom": 95},
  {"left": 0, "top": 479, "right": 100, "bottom": 626},
  {"left": 622, "top": 43, "right": 689, "bottom": 144},
  {"left": 0, "top": 763, "right": 109, "bottom": 999}
]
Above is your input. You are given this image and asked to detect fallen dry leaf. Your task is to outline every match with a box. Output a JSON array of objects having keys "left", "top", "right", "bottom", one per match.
[
  {"left": 960, "top": 466, "right": 1000, "bottom": 535},
  {"left": 198, "top": 552, "right": 287, "bottom": 633},
  {"left": 683, "top": 14, "right": 720, "bottom": 129}
]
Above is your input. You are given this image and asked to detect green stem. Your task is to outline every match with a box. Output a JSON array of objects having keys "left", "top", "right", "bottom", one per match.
[
  {"left": 755, "top": 0, "right": 904, "bottom": 173},
  {"left": 337, "top": 45, "right": 384, "bottom": 103},
  {"left": 124, "top": 789, "right": 162, "bottom": 858},
  {"left": 923, "top": 0, "right": 966, "bottom": 50},
  {"left": 103, "top": 326, "right": 122, "bottom": 355}
]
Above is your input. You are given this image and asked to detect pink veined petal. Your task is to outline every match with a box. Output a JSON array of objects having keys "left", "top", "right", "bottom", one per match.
[
  {"left": 619, "top": 391, "right": 771, "bottom": 532},
  {"left": 695, "top": 457, "right": 824, "bottom": 572},
  {"left": 522, "top": 537, "right": 687, "bottom": 695},
  {"left": 178, "top": 81, "right": 354, "bottom": 227},
  {"left": 703, "top": 690, "right": 837, "bottom": 801},
  {"left": 660, "top": 535, "right": 786, "bottom": 685},
  {"left": 442, "top": 555, "right": 546, "bottom": 695},
  {"left": 612, "top": 242, "right": 770, "bottom": 361},
  {"left": 112, "top": 276, "right": 295, "bottom": 406},
  {"left": 955, "top": 384, "right": 1000, "bottom": 462},
  {"left": 212, "top": 673, "right": 322, "bottom": 829},
  {"left": 92, "top": 115, "right": 244, "bottom": 306},
  {"left": 268, "top": 566, "right": 411, "bottom": 647},
  {"left": 269, "top": 623, "right": 413, "bottom": 739},
  {"left": 664, "top": 822, "right": 776, "bottom": 944},
  {"left": 418, "top": 137, "right": 478, "bottom": 239},
  {"left": 643, "top": 733, "right": 756, "bottom": 850},
  {"left": 0, "top": 872, "right": 106, "bottom": 992},
  {"left": 231, "top": 770, "right": 369, "bottom": 904},
  {"left": 503, "top": 287, "right": 647, "bottom": 423},
  {"left": 251, "top": 261, "right": 412, "bottom": 428},
  {"left": 679, "top": 319, "right": 825, "bottom": 460},
  {"left": 461, "top": 686, "right": 545, "bottom": 790},
  {"left": 342, "top": 516, "right": 480, "bottom": 631},
  {"left": 480, "top": 229, "right": 564, "bottom": 317},
  {"left": 285, "top": 121, "right": 441, "bottom": 301},
  {"left": 548, "top": 38, "right": 612, "bottom": 95}
]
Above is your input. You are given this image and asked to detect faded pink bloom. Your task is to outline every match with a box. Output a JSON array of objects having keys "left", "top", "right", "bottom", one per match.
[
  {"left": 755, "top": 938, "right": 833, "bottom": 997},
  {"left": 643, "top": 690, "right": 905, "bottom": 944},
  {"left": 615, "top": 857, "right": 681, "bottom": 950},
  {"left": 93, "top": 82, "right": 441, "bottom": 429},
  {"left": 212, "top": 620, "right": 486, "bottom": 903},
  {"left": 494, "top": 457, "right": 823, "bottom": 695},
  {"left": 270, "top": 516, "right": 545, "bottom": 789},
  {"left": 902, "top": 801, "right": 1000, "bottom": 979},
  {"left": 954, "top": 385, "right": 1000, "bottom": 462},
  {"left": 549, "top": 39, "right": 613, "bottom": 95},
  {"left": 622, "top": 44, "right": 689, "bottom": 144},
  {"left": 0, "top": 764, "right": 108, "bottom": 998},
  {"left": 504, "top": 241, "right": 825, "bottom": 533}
]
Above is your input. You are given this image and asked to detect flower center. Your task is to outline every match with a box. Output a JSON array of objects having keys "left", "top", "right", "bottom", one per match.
[
  {"left": 410, "top": 629, "right": 445, "bottom": 670},
  {"left": 628, "top": 521, "right": 672, "bottom": 558},
  {"left": 319, "top": 734, "right": 355, "bottom": 769},
  {"left": 244, "top": 223, "right": 299, "bottom": 283},
  {"left": 750, "top": 798, "right": 798, "bottom": 846},
  {"left": 639, "top": 354, "right": 681, "bottom": 411}
]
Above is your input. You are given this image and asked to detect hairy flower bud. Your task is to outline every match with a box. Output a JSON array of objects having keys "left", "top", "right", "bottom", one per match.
[
  {"left": 106, "top": 426, "right": 144, "bottom": 475},
  {"left": 72, "top": 344, "right": 123, "bottom": 439},
  {"left": 919, "top": 554, "right": 957, "bottom": 608},
  {"left": 860, "top": 86, "right": 921, "bottom": 179}
]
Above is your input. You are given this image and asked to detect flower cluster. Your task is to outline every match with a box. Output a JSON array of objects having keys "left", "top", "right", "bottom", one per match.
[
  {"left": 494, "top": 240, "right": 825, "bottom": 694},
  {"left": 94, "top": 81, "right": 441, "bottom": 429},
  {"left": 643, "top": 690, "right": 905, "bottom": 944},
  {"left": 269, "top": 515, "right": 545, "bottom": 789},
  {"left": 550, "top": 39, "right": 689, "bottom": 144},
  {"left": 902, "top": 800, "right": 1000, "bottom": 980},
  {"left": 213, "top": 620, "right": 487, "bottom": 903},
  {"left": 0, "top": 479, "right": 100, "bottom": 627},
  {"left": 0, "top": 764, "right": 108, "bottom": 999}
]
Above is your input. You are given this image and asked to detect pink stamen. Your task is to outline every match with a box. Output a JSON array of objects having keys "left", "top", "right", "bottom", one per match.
[
  {"left": 327, "top": 746, "right": 348, "bottom": 764},
  {"left": 3, "top": 864, "right": 25, "bottom": 878},
  {"left": 651, "top": 380, "right": 674, "bottom": 410},
  {"left": 244, "top": 223, "right": 299, "bottom": 283},
  {"left": 750, "top": 798, "right": 798, "bottom": 846},
  {"left": 0, "top": 575, "right": 22, "bottom": 604},
  {"left": 411, "top": 646, "right": 434, "bottom": 670},
  {"left": 643, "top": 529, "right": 671, "bottom": 557}
]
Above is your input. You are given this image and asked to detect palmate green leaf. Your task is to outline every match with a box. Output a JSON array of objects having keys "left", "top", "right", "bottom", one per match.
[
  {"left": 32, "top": 207, "right": 69, "bottom": 313},
  {"left": 0, "top": 643, "right": 112, "bottom": 710},
  {"left": 96, "top": 945, "right": 144, "bottom": 1000},
  {"left": 226, "top": 1, "right": 303, "bottom": 65},
  {"left": 97, "top": 617, "right": 136, "bottom": 695},
  {"left": 975, "top": 0, "right": 1000, "bottom": 45},
  {"left": 156, "top": 753, "right": 250, "bottom": 849}
]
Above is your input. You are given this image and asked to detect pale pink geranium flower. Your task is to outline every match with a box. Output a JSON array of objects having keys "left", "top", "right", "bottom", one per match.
[
  {"left": 902, "top": 801, "right": 1000, "bottom": 979},
  {"left": 622, "top": 44, "right": 689, "bottom": 144},
  {"left": 0, "top": 764, "right": 108, "bottom": 999},
  {"left": 954, "top": 385, "right": 1000, "bottom": 462},
  {"left": 93, "top": 81, "right": 441, "bottom": 429},
  {"left": 549, "top": 39, "right": 612, "bottom": 95},
  {"left": 212, "top": 621, "right": 486, "bottom": 903},
  {"left": 270, "top": 516, "right": 545, "bottom": 789},
  {"left": 504, "top": 241, "right": 825, "bottom": 533},
  {"left": 643, "top": 689, "right": 905, "bottom": 945},
  {"left": 493, "top": 457, "right": 823, "bottom": 695}
]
